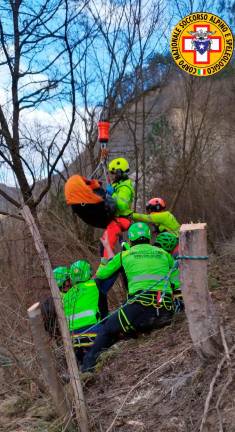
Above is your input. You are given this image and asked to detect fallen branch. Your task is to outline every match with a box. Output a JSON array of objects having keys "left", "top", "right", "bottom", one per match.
[
  {"left": 215, "top": 326, "right": 233, "bottom": 432},
  {"left": 0, "top": 210, "right": 24, "bottom": 221},
  {"left": 105, "top": 344, "right": 191, "bottom": 432},
  {"left": 215, "top": 373, "right": 233, "bottom": 432},
  {"left": 199, "top": 342, "right": 235, "bottom": 432},
  {"left": 219, "top": 325, "right": 231, "bottom": 365}
]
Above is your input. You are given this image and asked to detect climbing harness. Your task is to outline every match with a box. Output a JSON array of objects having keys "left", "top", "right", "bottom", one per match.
[
  {"left": 72, "top": 332, "right": 98, "bottom": 348},
  {"left": 128, "top": 291, "right": 173, "bottom": 311},
  {"left": 78, "top": 264, "right": 177, "bottom": 336}
]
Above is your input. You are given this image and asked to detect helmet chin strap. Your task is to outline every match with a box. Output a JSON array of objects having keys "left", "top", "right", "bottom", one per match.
[{"left": 114, "top": 170, "right": 128, "bottom": 182}]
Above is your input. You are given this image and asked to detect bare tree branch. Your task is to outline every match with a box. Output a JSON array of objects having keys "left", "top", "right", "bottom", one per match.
[
  {"left": 0, "top": 188, "right": 21, "bottom": 208},
  {"left": 0, "top": 210, "right": 23, "bottom": 221}
]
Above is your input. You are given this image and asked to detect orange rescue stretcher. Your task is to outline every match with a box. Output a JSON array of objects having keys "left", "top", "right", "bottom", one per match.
[{"left": 64, "top": 174, "right": 116, "bottom": 228}]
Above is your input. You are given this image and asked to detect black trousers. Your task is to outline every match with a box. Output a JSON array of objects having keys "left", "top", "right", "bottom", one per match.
[
  {"left": 71, "top": 193, "right": 116, "bottom": 229},
  {"left": 40, "top": 296, "right": 59, "bottom": 337},
  {"left": 82, "top": 302, "right": 173, "bottom": 372}
]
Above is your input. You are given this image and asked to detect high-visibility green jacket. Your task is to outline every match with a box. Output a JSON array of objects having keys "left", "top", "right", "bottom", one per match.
[
  {"left": 112, "top": 179, "right": 135, "bottom": 217},
  {"left": 96, "top": 243, "right": 175, "bottom": 296},
  {"left": 132, "top": 211, "right": 180, "bottom": 235},
  {"left": 62, "top": 280, "right": 100, "bottom": 332}
]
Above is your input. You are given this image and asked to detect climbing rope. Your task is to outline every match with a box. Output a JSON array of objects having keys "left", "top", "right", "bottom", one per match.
[
  {"left": 177, "top": 255, "right": 208, "bottom": 260},
  {"left": 77, "top": 260, "right": 179, "bottom": 336},
  {"left": 88, "top": 146, "right": 110, "bottom": 182},
  {"left": 68, "top": 254, "right": 209, "bottom": 340}
]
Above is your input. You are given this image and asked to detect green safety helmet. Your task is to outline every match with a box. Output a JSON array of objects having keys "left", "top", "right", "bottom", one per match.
[
  {"left": 70, "top": 260, "right": 92, "bottom": 284},
  {"left": 53, "top": 266, "right": 69, "bottom": 288},
  {"left": 128, "top": 222, "right": 151, "bottom": 242},
  {"left": 108, "top": 157, "right": 129, "bottom": 173},
  {"left": 155, "top": 232, "right": 178, "bottom": 252}
]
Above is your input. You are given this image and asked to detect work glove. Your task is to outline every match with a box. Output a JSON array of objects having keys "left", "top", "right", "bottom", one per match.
[
  {"left": 106, "top": 184, "right": 114, "bottom": 195},
  {"left": 121, "top": 241, "right": 131, "bottom": 251}
]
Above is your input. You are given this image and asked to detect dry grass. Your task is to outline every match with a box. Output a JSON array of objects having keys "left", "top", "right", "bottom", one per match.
[{"left": 0, "top": 201, "right": 235, "bottom": 431}]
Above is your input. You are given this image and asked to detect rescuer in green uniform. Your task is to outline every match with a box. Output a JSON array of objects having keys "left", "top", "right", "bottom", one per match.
[
  {"left": 53, "top": 266, "right": 71, "bottom": 293},
  {"left": 63, "top": 260, "right": 109, "bottom": 363},
  {"left": 101, "top": 157, "right": 135, "bottom": 258},
  {"left": 154, "top": 232, "right": 184, "bottom": 312},
  {"left": 41, "top": 266, "right": 71, "bottom": 336},
  {"left": 132, "top": 197, "right": 180, "bottom": 236},
  {"left": 82, "top": 222, "right": 177, "bottom": 372}
]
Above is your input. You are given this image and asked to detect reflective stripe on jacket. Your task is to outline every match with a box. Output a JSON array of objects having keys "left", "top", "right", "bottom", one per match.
[
  {"left": 96, "top": 243, "right": 174, "bottom": 296},
  {"left": 62, "top": 280, "right": 100, "bottom": 332}
]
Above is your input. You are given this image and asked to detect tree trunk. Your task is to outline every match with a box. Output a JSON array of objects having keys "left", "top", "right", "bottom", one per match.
[{"left": 21, "top": 205, "right": 90, "bottom": 432}]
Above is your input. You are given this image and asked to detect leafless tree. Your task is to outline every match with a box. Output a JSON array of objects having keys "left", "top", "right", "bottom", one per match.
[
  {"left": 68, "top": 0, "right": 171, "bottom": 203},
  {"left": 0, "top": 0, "right": 94, "bottom": 216}
]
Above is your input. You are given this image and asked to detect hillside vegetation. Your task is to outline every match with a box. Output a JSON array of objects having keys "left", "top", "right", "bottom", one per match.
[
  {"left": 0, "top": 237, "right": 235, "bottom": 431},
  {"left": 0, "top": 11, "right": 235, "bottom": 429}
]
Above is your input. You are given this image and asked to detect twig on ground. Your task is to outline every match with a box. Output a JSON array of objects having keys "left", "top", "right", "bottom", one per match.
[
  {"left": 220, "top": 326, "right": 231, "bottom": 365},
  {"left": 106, "top": 329, "right": 224, "bottom": 432},
  {"left": 105, "top": 344, "right": 191, "bottom": 432},
  {"left": 215, "top": 326, "right": 234, "bottom": 432},
  {"left": 199, "top": 343, "right": 235, "bottom": 432},
  {"left": 61, "top": 411, "right": 74, "bottom": 432},
  {"left": 215, "top": 373, "right": 233, "bottom": 432}
]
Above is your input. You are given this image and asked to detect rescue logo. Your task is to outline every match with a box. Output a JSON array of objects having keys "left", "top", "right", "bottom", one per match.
[{"left": 170, "top": 13, "right": 234, "bottom": 76}]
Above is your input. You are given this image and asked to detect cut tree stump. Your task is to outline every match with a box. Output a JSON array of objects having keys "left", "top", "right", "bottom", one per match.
[
  {"left": 27, "top": 302, "right": 70, "bottom": 420},
  {"left": 179, "top": 223, "right": 221, "bottom": 360}
]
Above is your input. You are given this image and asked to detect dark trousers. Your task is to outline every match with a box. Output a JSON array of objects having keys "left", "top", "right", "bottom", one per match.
[{"left": 82, "top": 302, "right": 173, "bottom": 372}]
